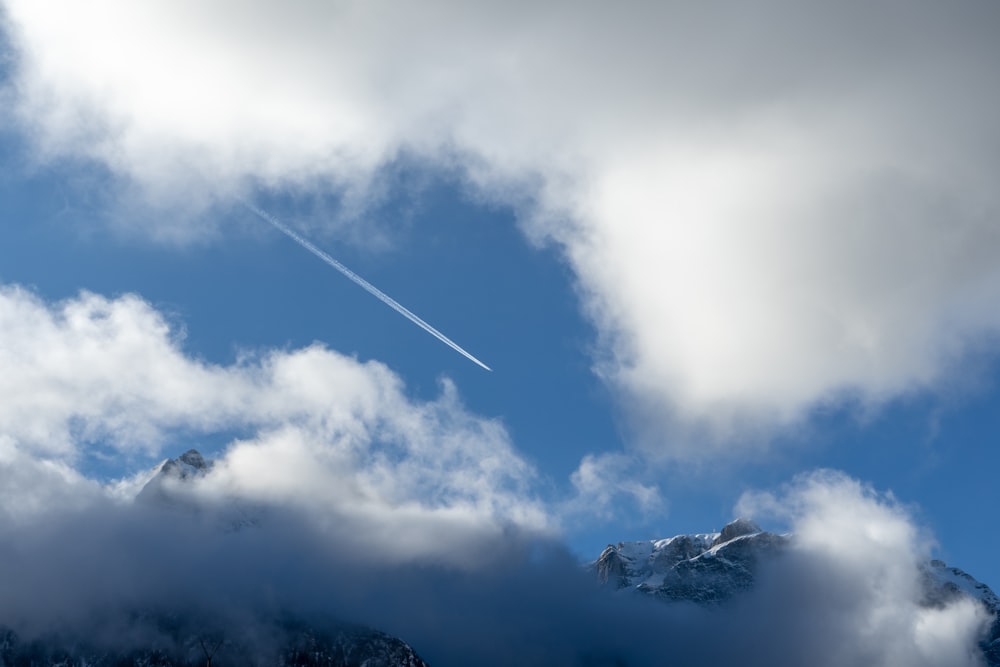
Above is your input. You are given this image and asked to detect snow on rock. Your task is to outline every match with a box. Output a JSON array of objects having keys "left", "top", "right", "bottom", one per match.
[
  {"left": 594, "top": 519, "right": 788, "bottom": 603},
  {"left": 135, "top": 448, "right": 213, "bottom": 505}
]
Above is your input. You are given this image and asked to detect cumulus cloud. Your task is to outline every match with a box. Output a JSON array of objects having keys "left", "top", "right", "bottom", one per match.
[
  {"left": 0, "top": 434, "right": 103, "bottom": 523},
  {"left": 0, "top": 288, "right": 989, "bottom": 662},
  {"left": 3, "top": 1, "right": 1000, "bottom": 450},
  {"left": 0, "top": 284, "right": 547, "bottom": 562},
  {"left": 1, "top": 289, "right": 987, "bottom": 666},
  {"left": 737, "top": 470, "right": 991, "bottom": 667}
]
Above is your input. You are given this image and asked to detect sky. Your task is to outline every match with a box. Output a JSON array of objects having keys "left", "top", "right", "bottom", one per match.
[{"left": 1, "top": 1, "right": 1000, "bottom": 664}]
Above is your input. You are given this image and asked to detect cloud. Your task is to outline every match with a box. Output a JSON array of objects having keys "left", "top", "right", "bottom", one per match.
[
  {"left": 0, "top": 287, "right": 989, "bottom": 661},
  {"left": 0, "top": 434, "right": 103, "bottom": 523},
  {"left": 0, "top": 284, "right": 547, "bottom": 562},
  {"left": 1, "top": 288, "right": 988, "bottom": 665},
  {"left": 0, "top": 447, "right": 990, "bottom": 665},
  {"left": 3, "top": 1, "right": 1000, "bottom": 451},
  {"left": 564, "top": 452, "right": 664, "bottom": 522},
  {"left": 0, "top": 285, "right": 241, "bottom": 457},
  {"left": 736, "top": 470, "right": 991, "bottom": 666}
]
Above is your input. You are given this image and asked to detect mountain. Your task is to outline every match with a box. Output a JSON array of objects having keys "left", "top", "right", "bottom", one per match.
[
  {"left": 594, "top": 517, "right": 788, "bottom": 603},
  {"left": 0, "top": 615, "right": 429, "bottom": 667},
  {"left": 593, "top": 518, "right": 1000, "bottom": 665},
  {"left": 0, "top": 450, "right": 430, "bottom": 667},
  {"left": 130, "top": 449, "right": 428, "bottom": 667},
  {"left": 135, "top": 449, "right": 213, "bottom": 505},
  {"left": 135, "top": 447, "right": 261, "bottom": 531},
  {"left": 15, "top": 449, "right": 996, "bottom": 666}
]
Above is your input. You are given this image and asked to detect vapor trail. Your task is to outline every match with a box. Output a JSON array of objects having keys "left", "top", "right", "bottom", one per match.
[{"left": 241, "top": 200, "right": 492, "bottom": 371}]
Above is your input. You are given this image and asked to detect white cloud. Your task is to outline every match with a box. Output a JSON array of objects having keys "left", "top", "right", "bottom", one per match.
[
  {"left": 0, "top": 302, "right": 993, "bottom": 667},
  {"left": 0, "top": 285, "right": 548, "bottom": 562},
  {"left": 0, "top": 285, "right": 251, "bottom": 456},
  {"left": 4, "top": 1, "right": 1000, "bottom": 452},
  {"left": 0, "top": 434, "right": 104, "bottom": 523},
  {"left": 737, "top": 470, "right": 991, "bottom": 666},
  {"left": 565, "top": 452, "right": 664, "bottom": 522}
]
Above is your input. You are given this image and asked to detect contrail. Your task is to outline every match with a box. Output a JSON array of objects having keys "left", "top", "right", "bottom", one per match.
[{"left": 241, "top": 200, "right": 492, "bottom": 372}]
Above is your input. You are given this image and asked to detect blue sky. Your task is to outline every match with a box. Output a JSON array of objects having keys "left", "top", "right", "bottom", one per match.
[{"left": 1, "top": 0, "right": 999, "bottom": 601}]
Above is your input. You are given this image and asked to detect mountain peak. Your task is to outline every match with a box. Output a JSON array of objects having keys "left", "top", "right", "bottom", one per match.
[
  {"left": 136, "top": 448, "right": 213, "bottom": 505},
  {"left": 155, "top": 448, "right": 212, "bottom": 481},
  {"left": 177, "top": 449, "right": 208, "bottom": 470},
  {"left": 711, "top": 517, "right": 761, "bottom": 547}
]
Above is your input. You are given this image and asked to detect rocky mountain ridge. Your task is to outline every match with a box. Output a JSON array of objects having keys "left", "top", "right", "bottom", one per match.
[{"left": 595, "top": 517, "right": 788, "bottom": 603}]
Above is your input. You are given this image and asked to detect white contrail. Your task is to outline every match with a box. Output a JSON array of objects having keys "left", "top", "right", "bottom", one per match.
[{"left": 241, "top": 200, "right": 492, "bottom": 372}]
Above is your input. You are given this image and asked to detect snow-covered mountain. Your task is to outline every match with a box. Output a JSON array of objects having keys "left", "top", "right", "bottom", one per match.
[
  {"left": 593, "top": 518, "right": 1000, "bottom": 666},
  {"left": 135, "top": 448, "right": 213, "bottom": 504},
  {"left": 595, "top": 517, "right": 788, "bottom": 604},
  {"left": 132, "top": 448, "right": 261, "bottom": 532}
]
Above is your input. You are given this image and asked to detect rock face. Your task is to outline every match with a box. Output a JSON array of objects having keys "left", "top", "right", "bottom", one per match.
[
  {"left": 595, "top": 519, "right": 788, "bottom": 603},
  {"left": 594, "top": 519, "right": 1000, "bottom": 665},
  {"left": 136, "top": 448, "right": 213, "bottom": 505}
]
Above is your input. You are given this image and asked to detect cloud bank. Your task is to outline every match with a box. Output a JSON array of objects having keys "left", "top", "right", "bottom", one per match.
[
  {"left": 0, "top": 285, "right": 989, "bottom": 665},
  {"left": 0, "top": 285, "right": 546, "bottom": 562},
  {"left": 5, "top": 1, "right": 999, "bottom": 451},
  {"left": 1, "top": 453, "right": 990, "bottom": 663},
  {"left": 738, "top": 471, "right": 991, "bottom": 666}
]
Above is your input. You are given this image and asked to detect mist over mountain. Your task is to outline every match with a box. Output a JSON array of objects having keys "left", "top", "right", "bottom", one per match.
[{"left": 0, "top": 451, "right": 993, "bottom": 666}]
